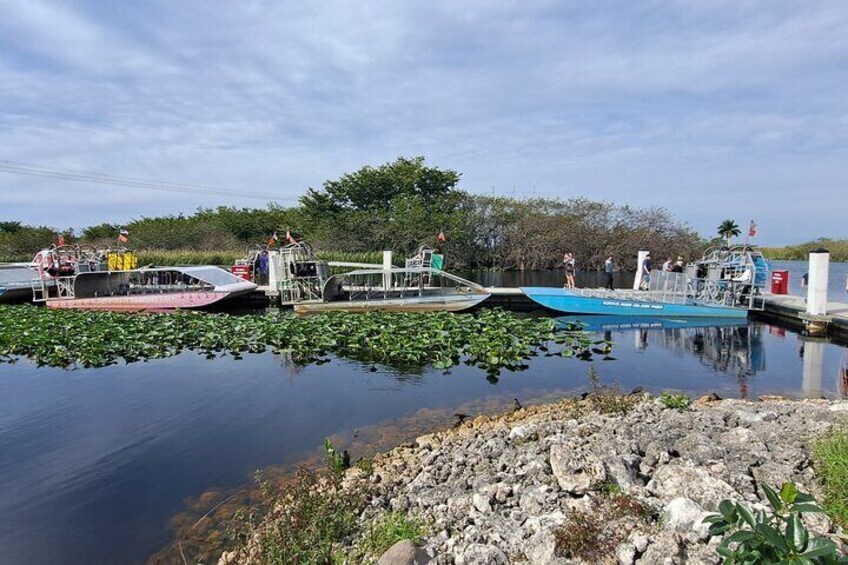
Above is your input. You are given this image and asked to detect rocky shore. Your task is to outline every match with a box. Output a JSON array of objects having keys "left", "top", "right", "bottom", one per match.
[{"left": 223, "top": 395, "right": 848, "bottom": 564}]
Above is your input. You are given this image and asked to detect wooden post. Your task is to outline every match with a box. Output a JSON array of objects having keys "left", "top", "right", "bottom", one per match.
[{"left": 806, "top": 249, "right": 830, "bottom": 316}]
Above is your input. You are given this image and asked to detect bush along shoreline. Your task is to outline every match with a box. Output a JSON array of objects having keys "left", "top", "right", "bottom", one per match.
[{"left": 219, "top": 394, "right": 848, "bottom": 565}]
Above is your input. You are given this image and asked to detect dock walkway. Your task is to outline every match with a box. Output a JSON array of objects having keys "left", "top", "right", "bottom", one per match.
[{"left": 757, "top": 294, "right": 848, "bottom": 340}]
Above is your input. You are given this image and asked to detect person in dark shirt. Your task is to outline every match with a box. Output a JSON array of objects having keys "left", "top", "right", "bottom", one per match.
[
  {"left": 604, "top": 256, "right": 614, "bottom": 290},
  {"left": 640, "top": 253, "right": 652, "bottom": 290}
]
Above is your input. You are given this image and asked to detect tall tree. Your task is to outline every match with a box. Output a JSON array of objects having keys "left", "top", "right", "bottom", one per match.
[
  {"left": 717, "top": 219, "right": 741, "bottom": 246},
  {"left": 299, "top": 156, "right": 460, "bottom": 213}
]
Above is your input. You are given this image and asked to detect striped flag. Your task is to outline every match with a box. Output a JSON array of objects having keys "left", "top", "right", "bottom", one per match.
[
  {"left": 437, "top": 230, "right": 446, "bottom": 243},
  {"left": 286, "top": 229, "right": 297, "bottom": 244},
  {"left": 267, "top": 231, "right": 279, "bottom": 246},
  {"left": 748, "top": 220, "right": 757, "bottom": 238},
  {"left": 118, "top": 229, "right": 129, "bottom": 243}
]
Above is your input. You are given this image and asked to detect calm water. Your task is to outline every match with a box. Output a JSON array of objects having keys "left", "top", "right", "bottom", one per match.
[{"left": 1, "top": 262, "right": 847, "bottom": 564}]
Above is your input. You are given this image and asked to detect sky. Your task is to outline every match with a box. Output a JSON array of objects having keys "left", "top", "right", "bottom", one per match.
[{"left": 0, "top": 1, "right": 846, "bottom": 245}]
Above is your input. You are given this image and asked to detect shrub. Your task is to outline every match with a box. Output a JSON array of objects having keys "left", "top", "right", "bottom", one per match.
[
  {"left": 251, "top": 467, "right": 364, "bottom": 565},
  {"left": 554, "top": 490, "right": 653, "bottom": 560},
  {"left": 659, "top": 391, "right": 691, "bottom": 410},
  {"left": 585, "top": 367, "right": 639, "bottom": 415},
  {"left": 704, "top": 482, "right": 845, "bottom": 564}
]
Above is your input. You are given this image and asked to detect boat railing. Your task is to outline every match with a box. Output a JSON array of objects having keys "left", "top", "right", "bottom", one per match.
[{"left": 575, "top": 271, "right": 689, "bottom": 305}]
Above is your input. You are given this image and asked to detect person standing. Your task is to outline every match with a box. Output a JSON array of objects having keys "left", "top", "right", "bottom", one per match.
[
  {"left": 640, "top": 252, "right": 652, "bottom": 290},
  {"left": 662, "top": 257, "right": 673, "bottom": 272},
  {"left": 604, "top": 256, "right": 614, "bottom": 290},
  {"left": 563, "top": 253, "right": 576, "bottom": 289}
]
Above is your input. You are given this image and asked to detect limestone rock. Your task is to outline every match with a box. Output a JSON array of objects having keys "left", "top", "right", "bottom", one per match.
[
  {"left": 549, "top": 445, "right": 606, "bottom": 494},
  {"left": 377, "top": 540, "right": 429, "bottom": 565},
  {"left": 456, "top": 543, "right": 510, "bottom": 565}
]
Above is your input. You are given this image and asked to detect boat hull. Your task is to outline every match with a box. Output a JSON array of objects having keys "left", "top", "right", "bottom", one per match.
[
  {"left": 520, "top": 287, "right": 748, "bottom": 318},
  {"left": 46, "top": 290, "right": 246, "bottom": 312},
  {"left": 293, "top": 294, "right": 490, "bottom": 314},
  {"left": 555, "top": 315, "right": 749, "bottom": 332}
]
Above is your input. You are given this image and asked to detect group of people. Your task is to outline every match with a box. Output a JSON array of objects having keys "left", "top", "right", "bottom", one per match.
[{"left": 562, "top": 252, "right": 688, "bottom": 291}]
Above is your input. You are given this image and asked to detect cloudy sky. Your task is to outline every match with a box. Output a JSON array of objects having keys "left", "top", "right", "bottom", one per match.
[{"left": 1, "top": 0, "right": 846, "bottom": 244}]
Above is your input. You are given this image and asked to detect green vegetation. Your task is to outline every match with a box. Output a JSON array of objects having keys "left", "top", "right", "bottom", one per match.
[
  {"left": 659, "top": 391, "right": 691, "bottom": 410},
  {"left": 554, "top": 488, "right": 653, "bottom": 561},
  {"left": 717, "top": 219, "right": 742, "bottom": 246},
  {"left": 0, "top": 305, "right": 607, "bottom": 372},
  {"left": 762, "top": 239, "right": 848, "bottom": 263},
  {"left": 704, "top": 482, "right": 845, "bottom": 564},
  {"left": 249, "top": 467, "right": 364, "bottom": 565},
  {"left": 1, "top": 156, "right": 703, "bottom": 269},
  {"left": 584, "top": 367, "right": 639, "bottom": 415},
  {"left": 813, "top": 428, "right": 848, "bottom": 529},
  {"left": 352, "top": 511, "right": 427, "bottom": 562},
  {"left": 323, "top": 439, "right": 349, "bottom": 475}
]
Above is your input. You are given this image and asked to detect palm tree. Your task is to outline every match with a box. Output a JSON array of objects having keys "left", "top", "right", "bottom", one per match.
[{"left": 717, "top": 219, "right": 741, "bottom": 246}]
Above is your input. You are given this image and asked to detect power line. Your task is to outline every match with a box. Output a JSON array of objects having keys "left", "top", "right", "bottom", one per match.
[{"left": 0, "top": 160, "right": 298, "bottom": 202}]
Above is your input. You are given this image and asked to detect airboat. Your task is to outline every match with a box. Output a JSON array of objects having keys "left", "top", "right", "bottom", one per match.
[
  {"left": 522, "top": 246, "right": 770, "bottom": 318},
  {"left": 29, "top": 244, "right": 256, "bottom": 312},
  {"left": 0, "top": 262, "right": 46, "bottom": 302},
  {"left": 233, "top": 242, "right": 489, "bottom": 313}
]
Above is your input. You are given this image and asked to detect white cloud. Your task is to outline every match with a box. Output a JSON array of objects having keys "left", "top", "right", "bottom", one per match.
[{"left": 0, "top": 0, "right": 846, "bottom": 244}]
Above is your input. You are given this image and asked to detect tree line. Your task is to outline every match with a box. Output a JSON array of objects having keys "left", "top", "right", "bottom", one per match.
[{"left": 1, "top": 157, "right": 705, "bottom": 270}]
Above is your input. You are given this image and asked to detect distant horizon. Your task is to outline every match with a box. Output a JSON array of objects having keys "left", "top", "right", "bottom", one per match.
[{"left": 2, "top": 2, "right": 846, "bottom": 246}]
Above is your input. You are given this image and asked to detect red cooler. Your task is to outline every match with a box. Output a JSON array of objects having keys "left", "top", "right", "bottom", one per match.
[
  {"left": 231, "top": 264, "right": 252, "bottom": 281},
  {"left": 770, "top": 270, "right": 789, "bottom": 294}
]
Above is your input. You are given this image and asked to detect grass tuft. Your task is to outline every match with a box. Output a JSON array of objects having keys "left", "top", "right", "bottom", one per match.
[
  {"left": 353, "top": 511, "right": 427, "bottom": 560},
  {"left": 813, "top": 428, "right": 848, "bottom": 529}
]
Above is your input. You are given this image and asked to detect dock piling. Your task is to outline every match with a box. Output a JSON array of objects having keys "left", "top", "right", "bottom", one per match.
[
  {"left": 633, "top": 250, "right": 649, "bottom": 290},
  {"left": 383, "top": 250, "right": 393, "bottom": 291},
  {"left": 807, "top": 249, "right": 830, "bottom": 316}
]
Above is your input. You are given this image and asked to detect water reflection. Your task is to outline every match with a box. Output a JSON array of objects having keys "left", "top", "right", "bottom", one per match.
[
  {"left": 2, "top": 314, "right": 847, "bottom": 565},
  {"left": 559, "top": 315, "right": 847, "bottom": 400}
]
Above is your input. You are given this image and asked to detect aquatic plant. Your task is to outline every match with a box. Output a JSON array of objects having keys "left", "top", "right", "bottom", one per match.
[{"left": 0, "top": 305, "right": 606, "bottom": 372}]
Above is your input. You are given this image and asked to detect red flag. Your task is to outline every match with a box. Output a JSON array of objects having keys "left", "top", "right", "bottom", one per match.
[
  {"left": 748, "top": 220, "right": 757, "bottom": 238},
  {"left": 118, "top": 229, "right": 129, "bottom": 243},
  {"left": 267, "top": 231, "right": 279, "bottom": 246},
  {"left": 437, "top": 230, "right": 446, "bottom": 243},
  {"left": 57, "top": 234, "right": 66, "bottom": 246},
  {"left": 286, "top": 229, "right": 297, "bottom": 244}
]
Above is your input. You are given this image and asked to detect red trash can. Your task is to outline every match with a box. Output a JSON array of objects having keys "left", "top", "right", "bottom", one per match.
[{"left": 770, "top": 270, "right": 789, "bottom": 294}]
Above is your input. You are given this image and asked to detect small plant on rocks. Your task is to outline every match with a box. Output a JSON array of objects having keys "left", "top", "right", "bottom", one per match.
[
  {"left": 324, "top": 438, "right": 350, "bottom": 475},
  {"left": 351, "top": 511, "right": 427, "bottom": 561},
  {"left": 250, "top": 467, "right": 364, "bottom": 565},
  {"left": 704, "top": 482, "right": 846, "bottom": 564},
  {"left": 584, "top": 367, "right": 639, "bottom": 415},
  {"left": 554, "top": 490, "right": 653, "bottom": 560},
  {"left": 659, "top": 391, "right": 691, "bottom": 410}
]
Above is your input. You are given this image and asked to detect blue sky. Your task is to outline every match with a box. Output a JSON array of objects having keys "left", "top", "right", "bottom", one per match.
[{"left": 0, "top": 1, "right": 846, "bottom": 245}]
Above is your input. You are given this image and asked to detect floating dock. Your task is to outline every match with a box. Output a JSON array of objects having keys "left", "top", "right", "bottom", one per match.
[{"left": 755, "top": 294, "right": 848, "bottom": 341}]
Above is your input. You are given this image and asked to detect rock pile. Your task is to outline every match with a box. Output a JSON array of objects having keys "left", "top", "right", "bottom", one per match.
[{"left": 227, "top": 396, "right": 848, "bottom": 564}]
